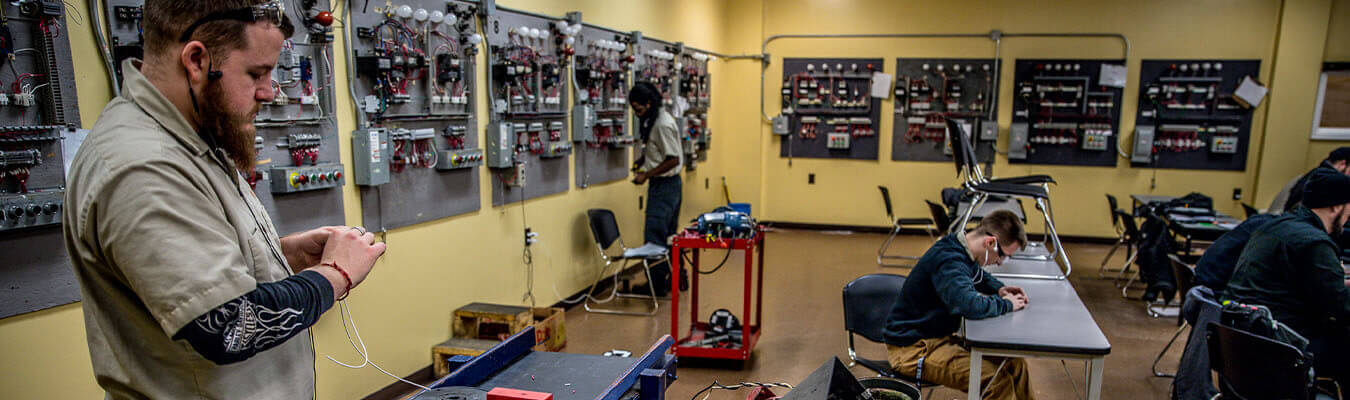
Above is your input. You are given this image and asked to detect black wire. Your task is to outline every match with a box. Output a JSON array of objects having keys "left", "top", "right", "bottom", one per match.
[
  {"left": 689, "top": 381, "right": 793, "bottom": 400},
  {"left": 683, "top": 246, "right": 733, "bottom": 275}
]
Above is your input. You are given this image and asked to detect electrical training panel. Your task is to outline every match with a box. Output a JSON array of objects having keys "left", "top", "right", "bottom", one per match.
[
  {"left": 678, "top": 50, "right": 711, "bottom": 170},
  {"left": 348, "top": 0, "right": 483, "bottom": 229},
  {"left": 1131, "top": 59, "right": 1260, "bottom": 171},
  {"left": 0, "top": 0, "right": 83, "bottom": 317},
  {"left": 104, "top": 0, "right": 346, "bottom": 234},
  {"left": 631, "top": 35, "right": 681, "bottom": 172},
  {"left": 778, "top": 58, "right": 882, "bottom": 160},
  {"left": 482, "top": 6, "right": 575, "bottom": 205},
  {"left": 891, "top": 58, "right": 999, "bottom": 162},
  {"left": 1007, "top": 59, "right": 1126, "bottom": 167},
  {"left": 571, "top": 21, "right": 633, "bottom": 188}
]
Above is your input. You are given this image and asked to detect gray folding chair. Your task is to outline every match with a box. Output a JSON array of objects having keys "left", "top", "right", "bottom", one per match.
[{"left": 582, "top": 209, "right": 669, "bottom": 316}]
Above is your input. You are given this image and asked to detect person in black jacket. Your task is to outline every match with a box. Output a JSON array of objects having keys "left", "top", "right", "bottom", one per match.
[
  {"left": 1224, "top": 168, "right": 1350, "bottom": 387},
  {"left": 1193, "top": 213, "right": 1277, "bottom": 291},
  {"left": 1272, "top": 147, "right": 1350, "bottom": 213},
  {"left": 883, "top": 210, "right": 1031, "bottom": 400}
]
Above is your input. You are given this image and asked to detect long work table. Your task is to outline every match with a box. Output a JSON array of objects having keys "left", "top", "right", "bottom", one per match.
[{"left": 960, "top": 277, "right": 1111, "bottom": 400}]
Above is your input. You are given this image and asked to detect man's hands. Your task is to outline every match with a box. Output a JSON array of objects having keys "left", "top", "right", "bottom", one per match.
[
  {"left": 999, "top": 286, "right": 1029, "bottom": 311},
  {"left": 305, "top": 227, "right": 387, "bottom": 299},
  {"left": 632, "top": 172, "right": 648, "bottom": 185},
  {"left": 280, "top": 226, "right": 344, "bottom": 272}
]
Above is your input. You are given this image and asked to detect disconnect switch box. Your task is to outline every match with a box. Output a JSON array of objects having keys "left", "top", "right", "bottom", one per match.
[
  {"left": 486, "top": 121, "right": 516, "bottom": 168},
  {"left": 352, "top": 128, "right": 389, "bottom": 186}
]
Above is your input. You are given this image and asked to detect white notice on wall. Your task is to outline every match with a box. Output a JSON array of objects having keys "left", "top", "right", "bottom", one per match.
[
  {"left": 1098, "top": 64, "right": 1128, "bottom": 88},
  {"left": 871, "top": 72, "right": 893, "bottom": 98},
  {"left": 1234, "top": 76, "right": 1268, "bottom": 109}
]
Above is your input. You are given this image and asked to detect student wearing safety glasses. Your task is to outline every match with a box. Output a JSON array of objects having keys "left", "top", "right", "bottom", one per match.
[
  {"left": 63, "top": 1, "right": 385, "bottom": 398},
  {"left": 881, "top": 210, "right": 1034, "bottom": 400}
]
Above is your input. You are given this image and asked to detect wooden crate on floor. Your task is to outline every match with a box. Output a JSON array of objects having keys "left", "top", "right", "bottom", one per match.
[
  {"left": 450, "top": 302, "right": 567, "bottom": 351},
  {"left": 431, "top": 338, "right": 498, "bottom": 377}
]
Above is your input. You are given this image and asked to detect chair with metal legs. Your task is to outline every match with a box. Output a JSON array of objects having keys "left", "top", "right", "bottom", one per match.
[
  {"left": 1098, "top": 194, "right": 1139, "bottom": 278},
  {"left": 946, "top": 119, "right": 1070, "bottom": 280},
  {"left": 582, "top": 209, "right": 669, "bottom": 316},
  {"left": 1151, "top": 254, "right": 1196, "bottom": 377},
  {"left": 877, "top": 186, "right": 938, "bottom": 267},
  {"left": 842, "top": 273, "right": 940, "bottom": 399}
]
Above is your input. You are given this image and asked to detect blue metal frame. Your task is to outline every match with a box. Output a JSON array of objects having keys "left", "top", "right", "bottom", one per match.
[
  {"left": 412, "top": 328, "right": 677, "bottom": 400},
  {"left": 601, "top": 335, "right": 674, "bottom": 400}
]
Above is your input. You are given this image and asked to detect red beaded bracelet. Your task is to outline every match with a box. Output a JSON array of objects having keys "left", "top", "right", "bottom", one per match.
[{"left": 321, "top": 261, "right": 354, "bottom": 300}]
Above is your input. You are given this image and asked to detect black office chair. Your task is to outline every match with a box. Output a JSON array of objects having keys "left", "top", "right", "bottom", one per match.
[
  {"left": 925, "top": 200, "right": 952, "bottom": 237},
  {"left": 1112, "top": 209, "right": 1145, "bottom": 296},
  {"left": 583, "top": 209, "right": 670, "bottom": 316},
  {"left": 841, "top": 273, "right": 939, "bottom": 397},
  {"left": 1152, "top": 254, "right": 1197, "bottom": 377},
  {"left": 1207, "top": 322, "right": 1339, "bottom": 400},
  {"left": 946, "top": 119, "right": 1069, "bottom": 279},
  {"left": 877, "top": 186, "right": 938, "bottom": 268},
  {"left": 1098, "top": 194, "right": 1138, "bottom": 278},
  {"left": 1241, "top": 203, "right": 1260, "bottom": 218}
]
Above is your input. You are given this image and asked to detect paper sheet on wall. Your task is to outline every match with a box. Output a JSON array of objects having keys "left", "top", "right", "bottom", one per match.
[
  {"left": 871, "top": 72, "right": 893, "bottom": 98},
  {"left": 62, "top": 128, "right": 89, "bottom": 179},
  {"left": 1234, "top": 76, "right": 1268, "bottom": 108},
  {"left": 1098, "top": 64, "right": 1127, "bottom": 88}
]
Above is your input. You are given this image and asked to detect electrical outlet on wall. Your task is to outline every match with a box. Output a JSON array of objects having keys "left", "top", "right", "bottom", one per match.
[
  {"left": 808, "top": 173, "right": 815, "bottom": 184},
  {"left": 1233, "top": 188, "right": 1242, "bottom": 200}
]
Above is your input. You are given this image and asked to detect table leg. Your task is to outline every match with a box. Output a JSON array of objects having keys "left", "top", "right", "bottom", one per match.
[
  {"left": 1087, "top": 357, "right": 1104, "bottom": 400},
  {"left": 756, "top": 233, "right": 765, "bottom": 329},
  {"left": 743, "top": 239, "right": 753, "bottom": 355},
  {"left": 672, "top": 244, "right": 681, "bottom": 343},
  {"left": 691, "top": 249, "right": 700, "bottom": 330},
  {"left": 968, "top": 349, "right": 983, "bottom": 400}
]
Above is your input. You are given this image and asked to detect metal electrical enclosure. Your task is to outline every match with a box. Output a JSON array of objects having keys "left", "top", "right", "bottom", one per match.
[{"left": 353, "top": 128, "right": 390, "bottom": 186}]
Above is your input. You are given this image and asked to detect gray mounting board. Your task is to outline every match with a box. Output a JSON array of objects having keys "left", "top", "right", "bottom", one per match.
[
  {"left": 1131, "top": 59, "right": 1259, "bottom": 171},
  {"left": 103, "top": 0, "right": 346, "bottom": 235},
  {"left": 572, "top": 23, "right": 632, "bottom": 187},
  {"left": 0, "top": 1, "right": 84, "bottom": 317},
  {"left": 1009, "top": 59, "right": 1125, "bottom": 167},
  {"left": 891, "top": 58, "right": 999, "bottom": 163},
  {"left": 485, "top": 6, "right": 573, "bottom": 205},
  {"left": 679, "top": 51, "right": 710, "bottom": 170},
  {"left": 779, "top": 57, "right": 882, "bottom": 160},
  {"left": 349, "top": 0, "right": 483, "bottom": 229}
]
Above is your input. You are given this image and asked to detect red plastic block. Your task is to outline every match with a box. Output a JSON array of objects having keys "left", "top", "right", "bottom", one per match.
[{"left": 488, "top": 387, "right": 553, "bottom": 400}]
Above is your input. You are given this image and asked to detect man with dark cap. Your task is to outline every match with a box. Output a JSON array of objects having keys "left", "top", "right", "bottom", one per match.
[
  {"left": 1270, "top": 146, "right": 1350, "bottom": 213},
  {"left": 1224, "top": 168, "right": 1350, "bottom": 386}
]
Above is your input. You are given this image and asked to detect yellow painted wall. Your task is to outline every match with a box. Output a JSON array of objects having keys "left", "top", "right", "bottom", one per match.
[
  {"left": 2, "top": 0, "right": 1345, "bottom": 397},
  {"left": 0, "top": 0, "right": 730, "bottom": 397},
  {"left": 741, "top": 0, "right": 1301, "bottom": 238},
  {"left": 1306, "top": 0, "right": 1350, "bottom": 182}
]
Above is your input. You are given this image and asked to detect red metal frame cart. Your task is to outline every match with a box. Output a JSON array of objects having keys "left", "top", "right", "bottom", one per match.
[{"left": 670, "top": 227, "right": 765, "bottom": 361}]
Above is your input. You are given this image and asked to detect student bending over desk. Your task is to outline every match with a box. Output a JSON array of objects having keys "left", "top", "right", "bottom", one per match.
[{"left": 882, "top": 210, "right": 1033, "bottom": 400}]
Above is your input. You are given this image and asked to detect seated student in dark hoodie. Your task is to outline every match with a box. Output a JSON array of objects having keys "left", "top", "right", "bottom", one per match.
[{"left": 883, "top": 210, "right": 1032, "bottom": 400}]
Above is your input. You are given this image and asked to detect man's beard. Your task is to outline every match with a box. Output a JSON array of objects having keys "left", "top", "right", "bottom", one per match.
[{"left": 196, "top": 81, "right": 259, "bottom": 175}]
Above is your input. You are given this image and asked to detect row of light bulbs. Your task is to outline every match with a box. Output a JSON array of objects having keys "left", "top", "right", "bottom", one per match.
[{"left": 389, "top": 5, "right": 482, "bottom": 43}]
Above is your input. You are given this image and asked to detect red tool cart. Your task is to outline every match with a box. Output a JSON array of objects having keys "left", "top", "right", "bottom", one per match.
[{"left": 670, "top": 226, "right": 765, "bottom": 362}]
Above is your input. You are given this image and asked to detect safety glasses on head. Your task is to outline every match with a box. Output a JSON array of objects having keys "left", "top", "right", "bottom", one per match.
[{"left": 178, "top": 0, "right": 286, "bottom": 42}]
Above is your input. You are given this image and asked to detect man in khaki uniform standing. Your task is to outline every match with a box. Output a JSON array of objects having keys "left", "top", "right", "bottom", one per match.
[
  {"left": 627, "top": 82, "right": 683, "bottom": 297},
  {"left": 63, "top": 0, "right": 385, "bottom": 398}
]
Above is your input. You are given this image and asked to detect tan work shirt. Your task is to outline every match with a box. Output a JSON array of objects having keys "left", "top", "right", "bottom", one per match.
[
  {"left": 640, "top": 109, "right": 683, "bottom": 178},
  {"left": 63, "top": 59, "right": 315, "bottom": 399}
]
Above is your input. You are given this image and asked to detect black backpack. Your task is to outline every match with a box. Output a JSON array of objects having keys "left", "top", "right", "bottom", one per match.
[{"left": 1219, "top": 301, "right": 1309, "bottom": 352}]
